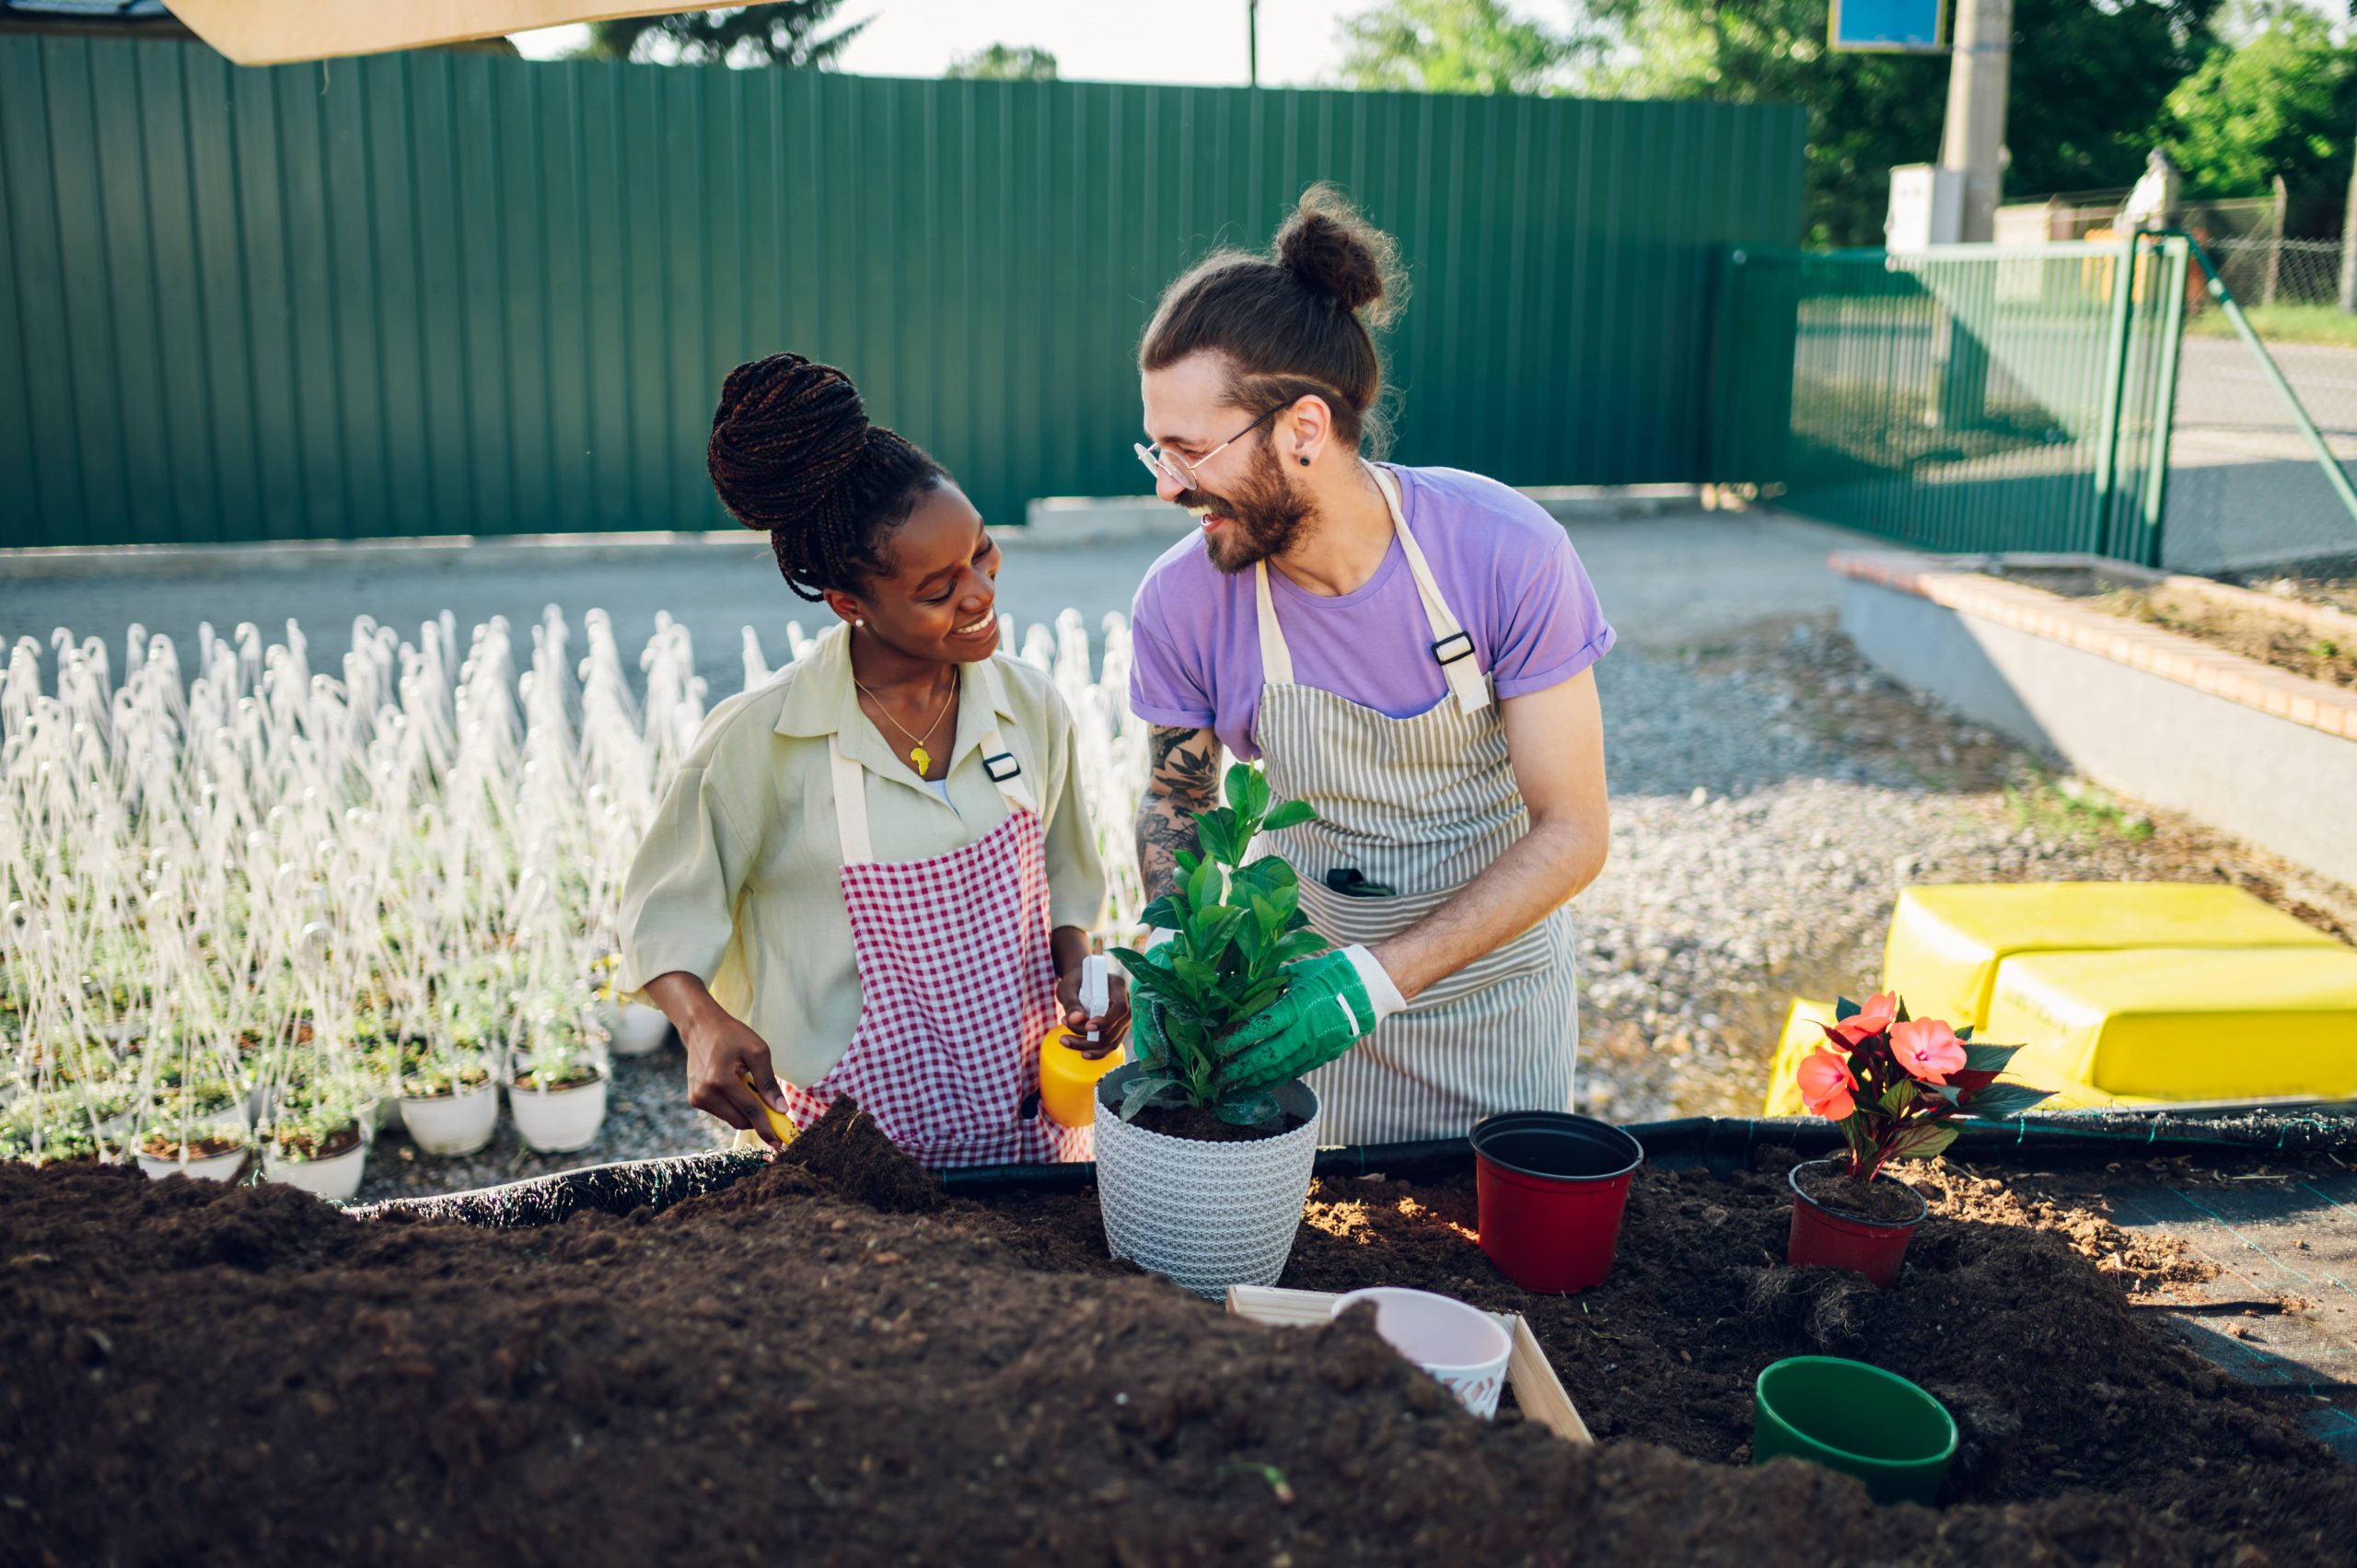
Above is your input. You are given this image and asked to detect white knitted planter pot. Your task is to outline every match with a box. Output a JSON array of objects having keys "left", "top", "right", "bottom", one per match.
[
  {"left": 507, "top": 1072, "right": 609, "bottom": 1154},
  {"left": 1092, "top": 1063, "right": 1321, "bottom": 1297}
]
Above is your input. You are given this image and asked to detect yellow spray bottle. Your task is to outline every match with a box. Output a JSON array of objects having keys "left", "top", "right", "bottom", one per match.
[{"left": 1039, "top": 952, "right": 1123, "bottom": 1128}]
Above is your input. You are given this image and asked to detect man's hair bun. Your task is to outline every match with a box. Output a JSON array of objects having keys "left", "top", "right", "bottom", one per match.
[
  {"left": 1275, "top": 184, "right": 1401, "bottom": 325},
  {"left": 707, "top": 353, "right": 871, "bottom": 532}
]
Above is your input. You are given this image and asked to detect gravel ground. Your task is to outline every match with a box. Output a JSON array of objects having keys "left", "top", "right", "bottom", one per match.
[{"left": 345, "top": 613, "right": 2357, "bottom": 1202}]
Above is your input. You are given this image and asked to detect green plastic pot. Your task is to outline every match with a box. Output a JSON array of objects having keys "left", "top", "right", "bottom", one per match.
[{"left": 1752, "top": 1356, "right": 1958, "bottom": 1505}]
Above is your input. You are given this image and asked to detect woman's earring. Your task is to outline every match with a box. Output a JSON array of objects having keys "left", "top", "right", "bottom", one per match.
[{"left": 1298, "top": 455, "right": 1310, "bottom": 467}]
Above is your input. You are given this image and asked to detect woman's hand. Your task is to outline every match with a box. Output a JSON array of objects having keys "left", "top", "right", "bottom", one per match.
[
  {"left": 1054, "top": 968, "right": 1130, "bottom": 1059},
  {"left": 647, "top": 972, "right": 792, "bottom": 1150}
]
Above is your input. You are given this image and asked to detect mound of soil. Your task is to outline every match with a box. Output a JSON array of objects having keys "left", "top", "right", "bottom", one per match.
[{"left": 4, "top": 1105, "right": 2350, "bottom": 1565}]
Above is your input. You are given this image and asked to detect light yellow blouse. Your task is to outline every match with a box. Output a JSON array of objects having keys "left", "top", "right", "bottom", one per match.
[{"left": 614, "top": 624, "right": 1109, "bottom": 1090}]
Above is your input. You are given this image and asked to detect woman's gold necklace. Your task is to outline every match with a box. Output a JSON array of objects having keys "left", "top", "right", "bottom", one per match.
[{"left": 854, "top": 674, "right": 957, "bottom": 776}]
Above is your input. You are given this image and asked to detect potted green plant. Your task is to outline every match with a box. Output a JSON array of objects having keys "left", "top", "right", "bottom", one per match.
[
  {"left": 591, "top": 951, "right": 670, "bottom": 1057},
  {"left": 135, "top": 1082, "right": 252, "bottom": 1182},
  {"left": 506, "top": 999, "right": 610, "bottom": 1154},
  {"left": 261, "top": 1076, "right": 370, "bottom": 1201},
  {"left": 397, "top": 989, "right": 500, "bottom": 1156},
  {"left": 1790, "top": 991, "right": 2053, "bottom": 1285},
  {"left": 1097, "top": 764, "right": 1328, "bottom": 1296}
]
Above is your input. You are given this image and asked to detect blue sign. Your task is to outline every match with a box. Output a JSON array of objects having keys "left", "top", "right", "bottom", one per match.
[{"left": 1829, "top": 0, "right": 1948, "bottom": 52}]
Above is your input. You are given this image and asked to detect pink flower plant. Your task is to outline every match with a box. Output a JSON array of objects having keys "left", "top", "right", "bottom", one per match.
[{"left": 1803, "top": 993, "right": 2053, "bottom": 1182}]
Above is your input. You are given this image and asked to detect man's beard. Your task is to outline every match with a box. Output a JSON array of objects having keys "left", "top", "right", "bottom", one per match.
[{"left": 1184, "top": 439, "right": 1314, "bottom": 575}]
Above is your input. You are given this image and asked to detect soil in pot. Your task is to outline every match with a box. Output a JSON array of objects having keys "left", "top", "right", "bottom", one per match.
[
  {"left": 271, "top": 1123, "right": 364, "bottom": 1164},
  {"left": 1128, "top": 1102, "right": 1307, "bottom": 1143},
  {"left": 1794, "top": 1163, "right": 1924, "bottom": 1223}
]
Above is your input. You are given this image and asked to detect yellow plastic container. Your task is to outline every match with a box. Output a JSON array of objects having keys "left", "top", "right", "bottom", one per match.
[
  {"left": 1039, "top": 1025, "right": 1125, "bottom": 1129},
  {"left": 1763, "top": 998, "right": 1840, "bottom": 1117},
  {"left": 1881, "top": 884, "right": 2340, "bottom": 1030},
  {"left": 1983, "top": 946, "right": 2357, "bottom": 1108}
]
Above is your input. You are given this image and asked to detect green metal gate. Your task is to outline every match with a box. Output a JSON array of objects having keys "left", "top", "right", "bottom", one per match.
[
  {"left": 0, "top": 38, "right": 1805, "bottom": 550},
  {"left": 1711, "top": 238, "right": 2191, "bottom": 564}
]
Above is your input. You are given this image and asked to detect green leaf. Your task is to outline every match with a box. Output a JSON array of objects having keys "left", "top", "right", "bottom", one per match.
[
  {"left": 1224, "top": 766, "right": 1270, "bottom": 830},
  {"left": 1172, "top": 953, "right": 1223, "bottom": 993},
  {"left": 1187, "top": 856, "right": 1223, "bottom": 914},
  {"left": 1275, "top": 929, "right": 1330, "bottom": 963},
  {"left": 1234, "top": 857, "right": 1298, "bottom": 898},
  {"left": 1834, "top": 995, "right": 1861, "bottom": 1022},
  {"left": 1214, "top": 1085, "right": 1283, "bottom": 1127},
  {"left": 1960, "top": 1042, "right": 2020, "bottom": 1074},
  {"left": 1962, "top": 1083, "right": 2055, "bottom": 1120},
  {"left": 1187, "top": 905, "right": 1246, "bottom": 958},
  {"left": 1118, "top": 1072, "right": 1186, "bottom": 1122},
  {"left": 1234, "top": 980, "right": 1286, "bottom": 1020},
  {"left": 1235, "top": 915, "right": 1270, "bottom": 969},
  {"left": 1174, "top": 850, "right": 1202, "bottom": 879},
  {"left": 1261, "top": 799, "right": 1316, "bottom": 832},
  {"left": 1249, "top": 893, "right": 1287, "bottom": 942},
  {"left": 1877, "top": 1080, "right": 1916, "bottom": 1116},
  {"left": 1137, "top": 896, "right": 1187, "bottom": 931},
  {"left": 1886, "top": 1123, "right": 1958, "bottom": 1162}
]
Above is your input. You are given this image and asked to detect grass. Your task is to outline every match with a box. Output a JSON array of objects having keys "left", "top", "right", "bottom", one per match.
[
  {"left": 2184, "top": 302, "right": 2357, "bottom": 349},
  {"left": 2004, "top": 768, "right": 2155, "bottom": 843}
]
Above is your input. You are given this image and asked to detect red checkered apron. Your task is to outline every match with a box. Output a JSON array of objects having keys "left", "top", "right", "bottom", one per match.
[{"left": 771, "top": 703, "right": 1088, "bottom": 1168}]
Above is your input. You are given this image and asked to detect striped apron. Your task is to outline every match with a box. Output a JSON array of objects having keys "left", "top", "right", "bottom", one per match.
[{"left": 1252, "top": 465, "right": 1579, "bottom": 1144}]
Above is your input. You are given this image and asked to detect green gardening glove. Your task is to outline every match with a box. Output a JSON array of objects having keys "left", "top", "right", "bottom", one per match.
[{"left": 1223, "top": 947, "right": 1398, "bottom": 1091}]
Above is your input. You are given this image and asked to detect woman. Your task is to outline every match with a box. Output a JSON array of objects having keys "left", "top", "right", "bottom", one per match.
[{"left": 616, "top": 353, "right": 1126, "bottom": 1166}]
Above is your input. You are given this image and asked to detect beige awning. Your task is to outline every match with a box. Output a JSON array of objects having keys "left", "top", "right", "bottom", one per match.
[{"left": 167, "top": 2, "right": 728, "bottom": 65}]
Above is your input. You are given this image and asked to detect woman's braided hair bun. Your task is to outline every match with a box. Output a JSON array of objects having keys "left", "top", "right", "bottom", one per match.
[
  {"left": 706, "top": 352, "right": 946, "bottom": 601},
  {"left": 707, "top": 352, "right": 868, "bottom": 531},
  {"left": 1275, "top": 183, "right": 1403, "bottom": 327}
]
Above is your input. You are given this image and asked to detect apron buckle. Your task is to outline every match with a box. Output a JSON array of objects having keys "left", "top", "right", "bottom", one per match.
[
  {"left": 1431, "top": 630, "right": 1476, "bottom": 668},
  {"left": 982, "top": 751, "right": 1022, "bottom": 783},
  {"left": 1326, "top": 867, "right": 1397, "bottom": 899}
]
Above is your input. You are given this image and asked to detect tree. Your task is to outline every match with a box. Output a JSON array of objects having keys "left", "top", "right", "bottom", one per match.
[
  {"left": 1331, "top": 0, "right": 1573, "bottom": 95},
  {"left": 2162, "top": 8, "right": 2357, "bottom": 207},
  {"left": 946, "top": 43, "right": 1059, "bottom": 81},
  {"left": 1579, "top": 0, "right": 2219, "bottom": 246},
  {"left": 581, "top": 2, "right": 867, "bottom": 68}
]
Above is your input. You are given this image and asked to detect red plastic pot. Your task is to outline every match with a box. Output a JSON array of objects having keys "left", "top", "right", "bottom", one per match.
[
  {"left": 1470, "top": 1112, "right": 1644, "bottom": 1294},
  {"left": 1786, "top": 1159, "right": 1928, "bottom": 1288}
]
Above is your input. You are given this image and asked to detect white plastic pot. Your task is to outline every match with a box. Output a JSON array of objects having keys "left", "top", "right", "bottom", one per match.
[
  {"left": 507, "top": 1071, "right": 608, "bottom": 1153},
  {"left": 1330, "top": 1286, "right": 1513, "bottom": 1420},
  {"left": 1092, "top": 1063, "right": 1321, "bottom": 1297},
  {"left": 137, "top": 1138, "right": 251, "bottom": 1183},
  {"left": 264, "top": 1130, "right": 368, "bottom": 1202},
  {"left": 399, "top": 1080, "right": 499, "bottom": 1156},
  {"left": 605, "top": 1002, "right": 671, "bottom": 1058}
]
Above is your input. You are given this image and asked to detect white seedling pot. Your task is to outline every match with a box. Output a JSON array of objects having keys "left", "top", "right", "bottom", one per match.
[
  {"left": 1329, "top": 1286, "right": 1514, "bottom": 1420},
  {"left": 1092, "top": 1063, "right": 1320, "bottom": 1297},
  {"left": 508, "top": 1072, "right": 608, "bottom": 1153},
  {"left": 264, "top": 1132, "right": 369, "bottom": 1202},
  {"left": 400, "top": 1081, "right": 499, "bottom": 1156},
  {"left": 137, "top": 1140, "right": 250, "bottom": 1183},
  {"left": 606, "top": 1002, "right": 670, "bottom": 1058}
]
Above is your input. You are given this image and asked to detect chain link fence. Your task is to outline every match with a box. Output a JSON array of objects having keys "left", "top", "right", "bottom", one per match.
[{"left": 2163, "top": 237, "right": 2357, "bottom": 582}]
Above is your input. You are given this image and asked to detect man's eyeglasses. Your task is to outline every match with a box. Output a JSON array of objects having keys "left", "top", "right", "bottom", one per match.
[{"left": 1133, "top": 405, "right": 1281, "bottom": 491}]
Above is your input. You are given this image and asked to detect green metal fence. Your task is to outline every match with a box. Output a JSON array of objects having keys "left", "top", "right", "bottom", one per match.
[
  {"left": 1712, "top": 238, "right": 2191, "bottom": 564},
  {"left": 0, "top": 38, "right": 1804, "bottom": 550}
]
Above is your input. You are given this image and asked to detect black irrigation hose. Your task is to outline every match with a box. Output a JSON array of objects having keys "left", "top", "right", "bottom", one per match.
[{"left": 357, "top": 1103, "right": 2357, "bottom": 1230}]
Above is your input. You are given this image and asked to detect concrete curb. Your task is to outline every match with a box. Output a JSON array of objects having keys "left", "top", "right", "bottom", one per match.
[{"left": 1832, "top": 547, "right": 2357, "bottom": 887}]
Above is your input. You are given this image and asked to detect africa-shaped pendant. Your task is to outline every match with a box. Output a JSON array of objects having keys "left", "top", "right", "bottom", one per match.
[{"left": 909, "top": 745, "right": 932, "bottom": 775}]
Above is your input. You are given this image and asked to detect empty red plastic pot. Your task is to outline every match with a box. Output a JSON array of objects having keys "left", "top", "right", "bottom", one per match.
[
  {"left": 1470, "top": 1112, "right": 1644, "bottom": 1294},
  {"left": 1786, "top": 1160, "right": 1928, "bottom": 1288}
]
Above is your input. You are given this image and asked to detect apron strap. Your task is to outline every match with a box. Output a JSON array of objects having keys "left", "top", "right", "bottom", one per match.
[
  {"left": 1373, "top": 466, "right": 1492, "bottom": 717},
  {"left": 830, "top": 659, "right": 1037, "bottom": 866},
  {"left": 1253, "top": 465, "right": 1492, "bottom": 715}
]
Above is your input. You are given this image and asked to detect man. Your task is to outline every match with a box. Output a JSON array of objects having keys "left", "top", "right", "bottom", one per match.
[{"left": 1125, "top": 185, "right": 1613, "bottom": 1144}]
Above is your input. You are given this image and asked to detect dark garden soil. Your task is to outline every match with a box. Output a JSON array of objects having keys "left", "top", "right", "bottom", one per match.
[
  {"left": 6, "top": 1105, "right": 2353, "bottom": 1567},
  {"left": 1792, "top": 1161, "right": 1928, "bottom": 1224},
  {"left": 1131, "top": 1101, "right": 1307, "bottom": 1144}
]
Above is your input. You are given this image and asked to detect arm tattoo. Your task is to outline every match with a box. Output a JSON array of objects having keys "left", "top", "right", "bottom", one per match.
[{"left": 1136, "top": 726, "right": 1217, "bottom": 903}]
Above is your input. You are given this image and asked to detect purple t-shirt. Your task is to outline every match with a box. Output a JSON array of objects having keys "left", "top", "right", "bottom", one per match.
[{"left": 1127, "top": 463, "right": 1616, "bottom": 759}]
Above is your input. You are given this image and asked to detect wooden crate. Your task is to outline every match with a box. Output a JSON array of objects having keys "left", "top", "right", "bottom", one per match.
[{"left": 1226, "top": 1284, "right": 1592, "bottom": 1444}]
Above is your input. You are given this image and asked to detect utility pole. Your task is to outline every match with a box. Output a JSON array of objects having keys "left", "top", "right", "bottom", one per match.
[
  {"left": 1938, "top": 0, "right": 2013, "bottom": 242},
  {"left": 1248, "top": 0, "right": 1260, "bottom": 87}
]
